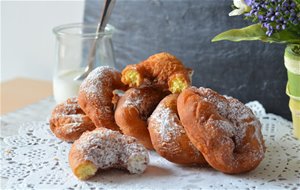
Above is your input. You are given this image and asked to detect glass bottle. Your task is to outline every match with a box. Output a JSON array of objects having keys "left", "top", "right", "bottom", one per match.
[{"left": 52, "top": 23, "right": 115, "bottom": 103}]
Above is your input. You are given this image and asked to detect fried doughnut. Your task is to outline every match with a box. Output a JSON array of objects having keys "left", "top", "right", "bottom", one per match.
[
  {"left": 148, "top": 94, "right": 207, "bottom": 165},
  {"left": 78, "top": 66, "right": 126, "bottom": 132},
  {"left": 121, "top": 52, "right": 192, "bottom": 93},
  {"left": 69, "top": 128, "right": 149, "bottom": 180},
  {"left": 177, "top": 87, "right": 265, "bottom": 174},
  {"left": 49, "top": 97, "right": 96, "bottom": 142},
  {"left": 115, "top": 86, "right": 168, "bottom": 150}
]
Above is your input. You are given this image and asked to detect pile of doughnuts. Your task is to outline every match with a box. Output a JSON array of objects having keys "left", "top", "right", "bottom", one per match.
[{"left": 49, "top": 52, "right": 266, "bottom": 180}]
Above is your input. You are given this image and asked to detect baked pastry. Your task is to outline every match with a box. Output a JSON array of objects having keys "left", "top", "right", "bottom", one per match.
[
  {"left": 148, "top": 94, "right": 207, "bottom": 165},
  {"left": 69, "top": 128, "right": 149, "bottom": 180},
  {"left": 49, "top": 97, "right": 95, "bottom": 142},
  {"left": 121, "top": 52, "right": 192, "bottom": 93},
  {"left": 78, "top": 66, "right": 126, "bottom": 132},
  {"left": 115, "top": 86, "right": 168, "bottom": 149},
  {"left": 177, "top": 87, "right": 266, "bottom": 174}
]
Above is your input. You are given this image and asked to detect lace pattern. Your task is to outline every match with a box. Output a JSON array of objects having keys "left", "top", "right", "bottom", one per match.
[{"left": 1, "top": 101, "right": 300, "bottom": 190}]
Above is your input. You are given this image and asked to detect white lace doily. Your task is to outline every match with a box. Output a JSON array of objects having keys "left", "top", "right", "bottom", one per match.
[{"left": 1, "top": 101, "right": 300, "bottom": 190}]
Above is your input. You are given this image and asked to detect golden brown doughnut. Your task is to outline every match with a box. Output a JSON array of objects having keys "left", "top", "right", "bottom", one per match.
[
  {"left": 114, "top": 86, "right": 168, "bottom": 150},
  {"left": 177, "top": 87, "right": 266, "bottom": 174},
  {"left": 78, "top": 66, "right": 126, "bottom": 132},
  {"left": 49, "top": 97, "right": 96, "bottom": 142},
  {"left": 148, "top": 94, "right": 207, "bottom": 165},
  {"left": 121, "top": 52, "right": 192, "bottom": 93},
  {"left": 69, "top": 128, "right": 149, "bottom": 180}
]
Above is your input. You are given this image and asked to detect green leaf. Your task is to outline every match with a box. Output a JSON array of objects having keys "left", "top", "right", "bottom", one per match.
[{"left": 212, "top": 24, "right": 300, "bottom": 44}]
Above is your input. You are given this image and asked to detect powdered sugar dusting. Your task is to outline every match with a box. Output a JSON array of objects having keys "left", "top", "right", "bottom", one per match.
[
  {"left": 63, "top": 115, "right": 83, "bottom": 134},
  {"left": 75, "top": 128, "right": 149, "bottom": 174},
  {"left": 195, "top": 87, "right": 265, "bottom": 165},
  {"left": 120, "top": 86, "right": 165, "bottom": 121},
  {"left": 226, "top": 97, "right": 264, "bottom": 149},
  {"left": 50, "top": 97, "right": 89, "bottom": 134},
  {"left": 79, "top": 66, "right": 121, "bottom": 109},
  {"left": 123, "top": 96, "right": 143, "bottom": 109},
  {"left": 80, "top": 66, "right": 117, "bottom": 94},
  {"left": 122, "top": 87, "right": 151, "bottom": 112},
  {"left": 148, "top": 95, "right": 205, "bottom": 164},
  {"left": 206, "top": 119, "right": 235, "bottom": 137},
  {"left": 78, "top": 66, "right": 123, "bottom": 128},
  {"left": 58, "top": 97, "right": 79, "bottom": 113},
  {"left": 149, "top": 103, "right": 185, "bottom": 143}
]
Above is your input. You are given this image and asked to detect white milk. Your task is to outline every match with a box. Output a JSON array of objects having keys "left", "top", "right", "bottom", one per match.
[{"left": 53, "top": 69, "right": 85, "bottom": 103}]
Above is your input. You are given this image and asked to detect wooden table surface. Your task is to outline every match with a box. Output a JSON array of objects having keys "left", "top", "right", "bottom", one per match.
[{"left": 0, "top": 78, "right": 53, "bottom": 115}]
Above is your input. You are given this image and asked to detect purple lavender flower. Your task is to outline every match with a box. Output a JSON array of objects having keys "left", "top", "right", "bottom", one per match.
[
  {"left": 244, "top": 0, "right": 254, "bottom": 6},
  {"left": 246, "top": 0, "right": 300, "bottom": 36}
]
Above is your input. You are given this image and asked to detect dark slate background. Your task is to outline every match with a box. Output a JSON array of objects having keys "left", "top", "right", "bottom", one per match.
[{"left": 84, "top": 0, "right": 291, "bottom": 120}]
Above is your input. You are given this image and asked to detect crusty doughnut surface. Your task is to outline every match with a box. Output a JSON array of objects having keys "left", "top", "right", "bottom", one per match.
[
  {"left": 121, "top": 52, "right": 192, "bottom": 93},
  {"left": 115, "top": 86, "right": 168, "bottom": 150},
  {"left": 148, "top": 94, "right": 207, "bottom": 165},
  {"left": 69, "top": 128, "right": 149, "bottom": 180},
  {"left": 49, "top": 97, "right": 95, "bottom": 142},
  {"left": 177, "top": 87, "right": 266, "bottom": 174},
  {"left": 78, "top": 66, "right": 126, "bottom": 132}
]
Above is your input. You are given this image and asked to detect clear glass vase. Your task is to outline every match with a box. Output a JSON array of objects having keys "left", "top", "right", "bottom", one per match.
[{"left": 52, "top": 23, "right": 116, "bottom": 103}]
